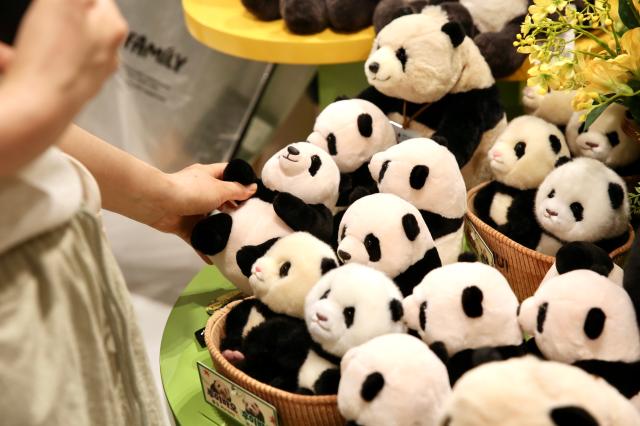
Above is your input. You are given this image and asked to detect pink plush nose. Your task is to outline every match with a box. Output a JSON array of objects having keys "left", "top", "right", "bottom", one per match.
[
  {"left": 492, "top": 151, "right": 502, "bottom": 159},
  {"left": 254, "top": 266, "right": 261, "bottom": 273},
  {"left": 546, "top": 209, "right": 559, "bottom": 217},
  {"left": 586, "top": 142, "right": 599, "bottom": 148},
  {"left": 316, "top": 313, "right": 328, "bottom": 322}
]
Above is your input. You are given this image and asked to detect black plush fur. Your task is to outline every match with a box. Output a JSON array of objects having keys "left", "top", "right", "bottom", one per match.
[
  {"left": 420, "top": 210, "right": 464, "bottom": 240},
  {"left": 624, "top": 229, "right": 640, "bottom": 328},
  {"left": 555, "top": 242, "right": 614, "bottom": 277},
  {"left": 337, "top": 162, "right": 380, "bottom": 208},
  {"left": 241, "top": 0, "right": 281, "bottom": 20},
  {"left": 473, "top": 181, "right": 542, "bottom": 249},
  {"left": 445, "top": 344, "right": 527, "bottom": 385},
  {"left": 550, "top": 406, "right": 599, "bottom": 426},
  {"left": 574, "top": 359, "right": 640, "bottom": 400},
  {"left": 281, "top": 0, "right": 329, "bottom": 35},
  {"left": 236, "top": 238, "right": 279, "bottom": 278},
  {"left": 220, "top": 299, "right": 277, "bottom": 351},
  {"left": 393, "top": 247, "right": 442, "bottom": 296},
  {"left": 326, "top": 0, "right": 381, "bottom": 33},
  {"left": 358, "top": 85, "right": 504, "bottom": 169}
]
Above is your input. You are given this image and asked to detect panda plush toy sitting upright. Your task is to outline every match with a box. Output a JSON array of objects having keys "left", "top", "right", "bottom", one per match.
[
  {"left": 473, "top": 115, "right": 570, "bottom": 249},
  {"left": 191, "top": 142, "right": 340, "bottom": 293},
  {"left": 359, "top": 5, "right": 507, "bottom": 188},
  {"left": 337, "top": 193, "right": 442, "bottom": 296},
  {"left": 369, "top": 138, "right": 467, "bottom": 264},
  {"left": 534, "top": 158, "right": 631, "bottom": 256},
  {"left": 403, "top": 257, "right": 525, "bottom": 384}
]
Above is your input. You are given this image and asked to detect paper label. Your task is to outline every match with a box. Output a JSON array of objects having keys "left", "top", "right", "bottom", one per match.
[
  {"left": 390, "top": 120, "right": 422, "bottom": 143},
  {"left": 198, "top": 362, "right": 279, "bottom": 426},
  {"left": 464, "top": 219, "right": 495, "bottom": 266}
]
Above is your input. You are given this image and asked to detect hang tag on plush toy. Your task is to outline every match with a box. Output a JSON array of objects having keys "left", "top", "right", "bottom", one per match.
[
  {"left": 464, "top": 221, "right": 495, "bottom": 266},
  {"left": 390, "top": 120, "right": 422, "bottom": 143}
]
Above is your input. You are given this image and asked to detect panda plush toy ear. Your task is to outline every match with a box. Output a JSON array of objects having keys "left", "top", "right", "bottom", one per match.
[
  {"left": 441, "top": 21, "right": 466, "bottom": 48},
  {"left": 542, "top": 241, "right": 624, "bottom": 286}
]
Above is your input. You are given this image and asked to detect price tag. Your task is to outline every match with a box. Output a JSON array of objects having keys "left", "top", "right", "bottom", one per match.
[
  {"left": 464, "top": 219, "right": 495, "bottom": 266},
  {"left": 390, "top": 120, "right": 422, "bottom": 143}
]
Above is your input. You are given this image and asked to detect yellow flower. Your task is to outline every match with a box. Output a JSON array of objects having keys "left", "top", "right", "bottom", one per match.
[
  {"left": 580, "top": 57, "right": 631, "bottom": 94},
  {"left": 572, "top": 89, "right": 600, "bottom": 111},
  {"left": 618, "top": 28, "right": 640, "bottom": 74}
]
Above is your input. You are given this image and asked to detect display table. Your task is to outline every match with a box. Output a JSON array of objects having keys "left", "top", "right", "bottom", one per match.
[{"left": 160, "top": 267, "right": 237, "bottom": 425}]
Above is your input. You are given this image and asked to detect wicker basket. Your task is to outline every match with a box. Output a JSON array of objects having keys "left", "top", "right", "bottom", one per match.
[
  {"left": 204, "top": 301, "right": 344, "bottom": 426},
  {"left": 466, "top": 183, "right": 635, "bottom": 301}
]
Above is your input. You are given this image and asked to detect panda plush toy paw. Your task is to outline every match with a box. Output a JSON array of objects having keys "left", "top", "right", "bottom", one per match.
[
  {"left": 473, "top": 115, "right": 570, "bottom": 250},
  {"left": 337, "top": 193, "right": 442, "bottom": 296},
  {"left": 534, "top": 158, "right": 631, "bottom": 256},
  {"left": 522, "top": 86, "right": 576, "bottom": 133},
  {"left": 220, "top": 232, "right": 338, "bottom": 356},
  {"left": 190, "top": 142, "right": 340, "bottom": 293},
  {"left": 338, "top": 334, "right": 451, "bottom": 426},
  {"left": 403, "top": 257, "right": 525, "bottom": 384},
  {"left": 369, "top": 137, "right": 467, "bottom": 264},
  {"left": 438, "top": 356, "right": 640, "bottom": 426},
  {"left": 359, "top": 5, "right": 507, "bottom": 188},
  {"left": 542, "top": 241, "right": 624, "bottom": 285}
]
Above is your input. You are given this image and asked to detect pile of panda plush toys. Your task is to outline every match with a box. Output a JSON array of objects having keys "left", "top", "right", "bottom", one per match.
[{"left": 188, "top": 2, "right": 640, "bottom": 425}]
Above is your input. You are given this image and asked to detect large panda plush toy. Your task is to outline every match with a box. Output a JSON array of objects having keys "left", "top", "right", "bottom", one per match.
[
  {"left": 191, "top": 142, "right": 340, "bottom": 293},
  {"left": 359, "top": 5, "right": 507, "bottom": 188},
  {"left": 534, "top": 158, "right": 631, "bottom": 256},
  {"left": 403, "top": 258, "right": 524, "bottom": 384},
  {"left": 220, "top": 232, "right": 338, "bottom": 359},
  {"left": 368, "top": 138, "right": 467, "bottom": 264},
  {"left": 473, "top": 115, "right": 570, "bottom": 249},
  {"left": 566, "top": 104, "right": 640, "bottom": 174},
  {"left": 439, "top": 357, "right": 640, "bottom": 426},
  {"left": 337, "top": 193, "right": 442, "bottom": 296},
  {"left": 338, "top": 334, "right": 451, "bottom": 426}
]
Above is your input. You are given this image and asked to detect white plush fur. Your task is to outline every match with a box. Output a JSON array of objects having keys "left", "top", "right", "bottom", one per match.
[
  {"left": 364, "top": 7, "right": 494, "bottom": 104},
  {"left": 307, "top": 99, "right": 396, "bottom": 174},
  {"left": 460, "top": 0, "right": 528, "bottom": 33},
  {"left": 304, "top": 263, "right": 406, "bottom": 357},
  {"left": 369, "top": 138, "right": 466, "bottom": 264},
  {"left": 439, "top": 356, "right": 640, "bottom": 426},
  {"left": 519, "top": 270, "right": 640, "bottom": 364},
  {"left": 403, "top": 262, "right": 522, "bottom": 356},
  {"left": 338, "top": 193, "right": 436, "bottom": 278},
  {"left": 522, "top": 86, "right": 576, "bottom": 127},
  {"left": 261, "top": 142, "right": 340, "bottom": 210},
  {"left": 249, "top": 232, "right": 337, "bottom": 318},
  {"left": 566, "top": 104, "right": 640, "bottom": 168},
  {"left": 489, "top": 115, "right": 570, "bottom": 189},
  {"left": 338, "top": 334, "right": 451, "bottom": 426},
  {"left": 535, "top": 158, "right": 630, "bottom": 255}
]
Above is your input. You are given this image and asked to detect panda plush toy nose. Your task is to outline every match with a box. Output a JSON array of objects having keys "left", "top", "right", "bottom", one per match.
[
  {"left": 338, "top": 250, "right": 351, "bottom": 261},
  {"left": 368, "top": 62, "right": 380, "bottom": 74},
  {"left": 287, "top": 146, "right": 300, "bottom": 155}
]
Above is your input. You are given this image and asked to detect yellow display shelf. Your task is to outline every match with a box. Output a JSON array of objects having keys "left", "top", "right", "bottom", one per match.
[{"left": 182, "top": 0, "right": 375, "bottom": 64}]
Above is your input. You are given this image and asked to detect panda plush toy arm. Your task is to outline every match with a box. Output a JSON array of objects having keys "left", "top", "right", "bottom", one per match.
[{"left": 272, "top": 192, "right": 334, "bottom": 244}]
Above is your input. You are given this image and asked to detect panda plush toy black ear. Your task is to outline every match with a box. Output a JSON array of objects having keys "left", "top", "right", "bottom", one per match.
[{"left": 542, "top": 241, "right": 624, "bottom": 285}]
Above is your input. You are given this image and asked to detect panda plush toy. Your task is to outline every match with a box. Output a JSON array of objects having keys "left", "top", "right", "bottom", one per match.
[
  {"left": 220, "top": 232, "right": 338, "bottom": 359},
  {"left": 518, "top": 269, "right": 640, "bottom": 408},
  {"left": 190, "top": 142, "right": 340, "bottom": 294},
  {"left": 541, "top": 241, "right": 624, "bottom": 286},
  {"left": 534, "top": 158, "right": 631, "bottom": 256},
  {"left": 337, "top": 334, "right": 451, "bottom": 426},
  {"left": 522, "top": 86, "right": 576, "bottom": 133},
  {"left": 473, "top": 115, "right": 570, "bottom": 249},
  {"left": 236, "top": 263, "right": 406, "bottom": 394},
  {"left": 359, "top": 5, "right": 507, "bottom": 188},
  {"left": 566, "top": 104, "right": 640, "bottom": 174},
  {"left": 337, "top": 193, "right": 442, "bottom": 296},
  {"left": 368, "top": 137, "right": 466, "bottom": 264},
  {"left": 438, "top": 356, "right": 640, "bottom": 426},
  {"left": 403, "top": 257, "right": 525, "bottom": 384},
  {"left": 307, "top": 98, "right": 397, "bottom": 211}
]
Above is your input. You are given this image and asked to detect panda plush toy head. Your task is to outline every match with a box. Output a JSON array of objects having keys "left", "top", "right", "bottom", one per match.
[
  {"left": 338, "top": 333, "right": 451, "bottom": 426},
  {"left": 369, "top": 137, "right": 467, "bottom": 219},
  {"left": 566, "top": 104, "right": 640, "bottom": 169},
  {"left": 518, "top": 270, "right": 640, "bottom": 364},
  {"left": 542, "top": 241, "right": 624, "bottom": 286},
  {"left": 535, "top": 158, "right": 630, "bottom": 251},
  {"left": 307, "top": 99, "right": 396, "bottom": 174},
  {"left": 248, "top": 232, "right": 338, "bottom": 318},
  {"left": 337, "top": 193, "right": 439, "bottom": 288},
  {"left": 403, "top": 261, "right": 522, "bottom": 358},
  {"left": 438, "top": 356, "right": 640, "bottom": 426},
  {"left": 488, "top": 115, "right": 570, "bottom": 190},
  {"left": 304, "top": 263, "right": 407, "bottom": 358},
  {"left": 364, "top": 6, "right": 494, "bottom": 104},
  {"left": 261, "top": 141, "right": 340, "bottom": 210}
]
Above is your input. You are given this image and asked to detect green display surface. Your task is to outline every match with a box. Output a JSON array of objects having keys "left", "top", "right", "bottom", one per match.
[{"left": 160, "top": 266, "right": 237, "bottom": 425}]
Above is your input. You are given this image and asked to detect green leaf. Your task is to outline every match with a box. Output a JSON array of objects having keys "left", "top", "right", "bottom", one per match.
[
  {"left": 627, "top": 95, "right": 640, "bottom": 124},
  {"left": 619, "top": 0, "right": 640, "bottom": 29},
  {"left": 584, "top": 103, "right": 611, "bottom": 130}
]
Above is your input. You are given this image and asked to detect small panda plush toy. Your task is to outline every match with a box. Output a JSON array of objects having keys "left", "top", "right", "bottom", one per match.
[
  {"left": 307, "top": 98, "right": 397, "bottom": 210},
  {"left": 337, "top": 193, "right": 442, "bottom": 296},
  {"left": 338, "top": 334, "right": 451, "bottom": 426},
  {"left": 191, "top": 142, "right": 340, "bottom": 293},
  {"left": 566, "top": 104, "right": 640, "bottom": 173},
  {"left": 359, "top": 5, "right": 507, "bottom": 189},
  {"left": 522, "top": 86, "right": 576, "bottom": 133},
  {"left": 473, "top": 115, "right": 570, "bottom": 249},
  {"left": 438, "top": 356, "right": 640, "bottom": 426},
  {"left": 534, "top": 158, "right": 630, "bottom": 256},
  {"left": 403, "top": 257, "right": 524, "bottom": 384},
  {"left": 541, "top": 241, "right": 624, "bottom": 286},
  {"left": 368, "top": 137, "right": 467, "bottom": 264},
  {"left": 220, "top": 232, "right": 338, "bottom": 358}
]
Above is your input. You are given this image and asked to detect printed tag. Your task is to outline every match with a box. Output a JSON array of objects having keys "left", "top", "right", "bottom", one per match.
[
  {"left": 206, "top": 290, "right": 245, "bottom": 316},
  {"left": 390, "top": 120, "right": 422, "bottom": 143},
  {"left": 464, "top": 219, "right": 495, "bottom": 267},
  {"left": 198, "top": 362, "right": 279, "bottom": 426}
]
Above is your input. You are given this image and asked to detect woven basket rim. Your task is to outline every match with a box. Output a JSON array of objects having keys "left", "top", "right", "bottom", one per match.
[
  {"left": 204, "top": 300, "right": 339, "bottom": 405},
  {"left": 466, "top": 182, "right": 635, "bottom": 260}
]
